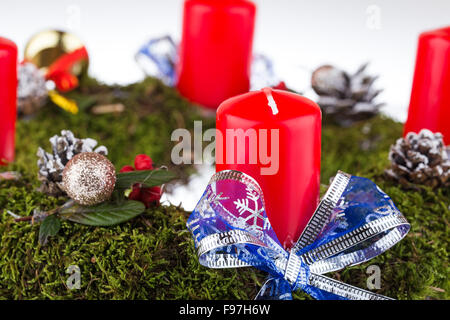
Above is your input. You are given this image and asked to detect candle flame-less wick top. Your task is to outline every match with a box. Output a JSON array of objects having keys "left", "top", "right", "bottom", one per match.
[{"left": 262, "top": 87, "right": 279, "bottom": 115}]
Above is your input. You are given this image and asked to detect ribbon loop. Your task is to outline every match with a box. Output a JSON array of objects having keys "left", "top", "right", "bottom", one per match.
[{"left": 293, "top": 171, "right": 410, "bottom": 275}]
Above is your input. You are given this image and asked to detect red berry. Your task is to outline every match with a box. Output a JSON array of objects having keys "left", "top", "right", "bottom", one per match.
[
  {"left": 140, "top": 186, "right": 161, "bottom": 208},
  {"left": 120, "top": 165, "right": 135, "bottom": 173},
  {"left": 134, "top": 154, "right": 153, "bottom": 170},
  {"left": 128, "top": 185, "right": 142, "bottom": 201},
  {"left": 122, "top": 154, "right": 162, "bottom": 208}
]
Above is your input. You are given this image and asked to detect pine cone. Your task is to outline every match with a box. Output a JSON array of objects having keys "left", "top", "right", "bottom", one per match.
[
  {"left": 311, "top": 63, "right": 383, "bottom": 126},
  {"left": 17, "top": 62, "right": 48, "bottom": 116},
  {"left": 37, "top": 130, "right": 108, "bottom": 196},
  {"left": 385, "top": 129, "right": 450, "bottom": 188}
]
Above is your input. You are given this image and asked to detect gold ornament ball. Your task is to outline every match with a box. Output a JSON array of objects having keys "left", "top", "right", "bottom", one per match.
[
  {"left": 62, "top": 152, "right": 116, "bottom": 206},
  {"left": 24, "top": 29, "right": 89, "bottom": 77}
]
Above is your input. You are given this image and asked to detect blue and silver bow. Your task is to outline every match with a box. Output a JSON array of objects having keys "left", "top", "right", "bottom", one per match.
[
  {"left": 187, "top": 170, "right": 410, "bottom": 300},
  {"left": 135, "top": 35, "right": 280, "bottom": 90}
]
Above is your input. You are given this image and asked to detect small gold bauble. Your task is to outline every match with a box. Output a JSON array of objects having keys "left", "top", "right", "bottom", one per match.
[{"left": 24, "top": 29, "right": 89, "bottom": 78}]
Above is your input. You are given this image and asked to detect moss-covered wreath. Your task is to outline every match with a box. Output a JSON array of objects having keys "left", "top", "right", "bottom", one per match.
[{"left": 0, "top": 77, "right": 448, "bottom": 299}]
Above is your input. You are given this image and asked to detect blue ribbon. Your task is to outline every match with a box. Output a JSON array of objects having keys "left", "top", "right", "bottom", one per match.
[
  {"left": 135, "top": 35, "right": 178, "bottom": 86},
  {"left": 187, "top": 170, "right": 410, "bottom": 300}
]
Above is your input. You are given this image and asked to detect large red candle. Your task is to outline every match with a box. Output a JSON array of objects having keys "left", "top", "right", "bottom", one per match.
[
  {"left": 0, "top": 37, "right": 18, "bottom": 165},
  {"left": 176, "top": 0, "right": 256, "bottom": 109},
  {"left": 216, "top": 88, "right": 321, "bottom": 248},
  {"left": 404, "top": 26, "right": 450, "bottom": 144}
]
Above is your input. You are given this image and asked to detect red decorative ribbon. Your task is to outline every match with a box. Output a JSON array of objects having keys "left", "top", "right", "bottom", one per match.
[{"left": 45, "top": 47, "right": 88, "bottom": 92}]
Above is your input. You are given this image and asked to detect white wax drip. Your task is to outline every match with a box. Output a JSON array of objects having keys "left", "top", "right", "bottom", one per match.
[{"left": 263, "top": 88, "right": 279, "bottom": 115}]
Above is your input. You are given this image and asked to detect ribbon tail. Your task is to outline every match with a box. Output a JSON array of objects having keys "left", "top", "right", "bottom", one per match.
[
  {"left": 255, "top": 277, "right": 292, "bottom": 300},
  {"left": 48, "top": 90, "right": 79, "bottom": 114},
  {"left": 307, "top": 273, "right": 393, "bottom": 300}
]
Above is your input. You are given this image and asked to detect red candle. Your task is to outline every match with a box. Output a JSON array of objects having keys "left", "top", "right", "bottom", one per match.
[
  {"left": 176, "top": 0, "right": 256, "bottom": 109},
  {"left": 216, "top": 88, "right": 321, "bottom": 249},
  {"left": 0, "top": 37, "right": 18, "bottom": 165},
  {"left": 404, "top": 26, "right": 450, "bottom": 144}
]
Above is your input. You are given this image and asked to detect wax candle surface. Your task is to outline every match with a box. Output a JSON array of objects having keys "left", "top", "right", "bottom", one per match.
[
  {"left": 176, "top": 0, "right": 256, "bottom": 109},
  {"left": 404, "top": 26, "right": 450, "bottom": 144},
  {"left": 216, "top": 88, "right": 321, "bottom": 248},
  {"left": 0, "top": 37, "right": 18, "bottom": 165}
]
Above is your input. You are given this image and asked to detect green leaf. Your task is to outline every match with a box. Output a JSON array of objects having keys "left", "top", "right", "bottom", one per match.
[
  {"left": 58, "top": 200, "right": 145, "bottom": 226},
  {"left": 115, "top": 169, "right": 177, "bottom": 190},
  {"left": 39, "top": 215, "right": 61, "bottom": 245}
]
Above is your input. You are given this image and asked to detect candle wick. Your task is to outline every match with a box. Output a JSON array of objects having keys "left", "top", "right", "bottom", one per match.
[{"left": 263, "top": 88, "right": 279, "bottom": 115}]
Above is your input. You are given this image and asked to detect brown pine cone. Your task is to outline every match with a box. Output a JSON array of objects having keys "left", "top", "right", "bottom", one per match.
[
  {"left": 311, "top": 63, "right": 383, "bottom": 126},
  {"left": 385, "top": 129, "right": 450, "bottom": 188}
]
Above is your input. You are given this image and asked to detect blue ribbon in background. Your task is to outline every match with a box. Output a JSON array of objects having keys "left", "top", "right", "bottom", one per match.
[
  {"left": 187, "top": 170, "right": 410, "bottom": 300},
  {"left": 135, "top": 35, "right": 178, "bottom": 86},
  {"left": 135, "top": 36, "right": 279, "bottom": 90}
]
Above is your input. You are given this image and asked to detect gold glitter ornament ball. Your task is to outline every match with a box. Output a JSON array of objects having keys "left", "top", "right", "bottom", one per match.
[{"left": 62, "top": 152, "right": 116, "bottom": 206}]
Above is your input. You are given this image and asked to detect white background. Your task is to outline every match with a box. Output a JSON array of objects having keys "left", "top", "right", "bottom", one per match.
[
  {"left": 1, "top": 0, "right": 449, "bottom": 209},
  {"left": 2, "top": 0, "right": 450, "bottom": 121}
]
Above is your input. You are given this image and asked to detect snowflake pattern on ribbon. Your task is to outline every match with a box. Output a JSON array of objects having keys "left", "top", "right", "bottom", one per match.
[{"left": 233, "top": 186, "right": 270, "bottom": 233}]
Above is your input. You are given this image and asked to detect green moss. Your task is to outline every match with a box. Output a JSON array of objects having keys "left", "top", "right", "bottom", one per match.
[{"left": 0, "top": 78, "right": 448, "bottom": 299}]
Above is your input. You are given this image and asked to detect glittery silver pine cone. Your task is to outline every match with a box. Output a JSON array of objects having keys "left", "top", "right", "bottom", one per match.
[
  {"left": 62, "top": 152, "right": 116, "bottom": 205},
  {"left": 17, "top": 62, "right": 48, "bottom": 116},
  {"left": 385, "top": 129, "right": 450, "bottom": 188},
  {"left": 311, "top": 63, "right": 383, "bottom": 126},
  {"left": 37, "top": 130, "right": 108, "bottom": 196}
]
